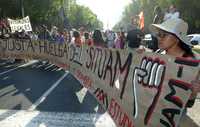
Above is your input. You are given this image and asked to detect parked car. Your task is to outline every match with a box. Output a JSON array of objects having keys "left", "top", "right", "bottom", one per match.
[
  {"left": 187, "top": 34, "right": 200, "bottom": 50},
  {"left": 142, "top": 34, "right": 158, "bottom": 52},
  {"left": 187, "top": 34, "right": 200, "bottom": 49}
]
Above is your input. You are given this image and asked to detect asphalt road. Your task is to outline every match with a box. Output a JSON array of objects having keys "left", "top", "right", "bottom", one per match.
[{"left": 0, "top": 59, "right": 116, "bottom": 127}]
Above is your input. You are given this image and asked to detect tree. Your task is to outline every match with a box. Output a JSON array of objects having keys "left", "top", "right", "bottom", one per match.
[
  {"left": 0, "top": 0, "right": 103, "bottom": 30},
  {"left": 0, "top": 0, "right": 21, "bottom": 18},
  {"left": 68, "top": 4, "right": 103, "bottom": 30},
  {"left": 115, "top": 0, "right": 200, "bottom": 33}
]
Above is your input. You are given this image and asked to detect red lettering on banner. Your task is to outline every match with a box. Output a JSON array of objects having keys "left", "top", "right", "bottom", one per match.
[
  {"left": 75, "top": 70, "right": 92, "bottom": 88},
  {"left": 94, "top": 88, "right": 109, "bottom": 109},
  {"left": 56, "top": 63, "right": 70, "bottom": 69},
  {"left": 108, "top": 98, "right": 134, "bottom": 127},
  {"left": 160, "top": 79, "right": 192, "bottom": 127}
]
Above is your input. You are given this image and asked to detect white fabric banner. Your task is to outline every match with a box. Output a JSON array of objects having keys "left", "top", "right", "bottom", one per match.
[{"left": 8, "top": 16, "right": 32, "bottom": 33}]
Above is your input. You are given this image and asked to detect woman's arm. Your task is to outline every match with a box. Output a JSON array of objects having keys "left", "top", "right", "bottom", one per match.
[
  {"left": 190, "top": 70, "right": 200, "bottom": 99},
  {"left": 190, "top": 80, "right": 200, "bottom": 99}
]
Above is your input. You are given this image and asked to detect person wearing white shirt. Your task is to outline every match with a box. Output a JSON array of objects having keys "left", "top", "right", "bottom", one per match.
[{"left": 164, "top": 4, "right": 180, "bottom": 21}]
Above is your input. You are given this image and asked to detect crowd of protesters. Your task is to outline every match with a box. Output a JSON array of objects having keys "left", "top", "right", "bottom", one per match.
[
  {"left": 0, "top": 4, "right": 193, "bottom": 57},
  {"left": 0, "top": 3, "right": 200, "bottom": 127},
  {"left": 0, "top": 16, "right": 140, "bottom": 50},
  {"left": 0, "top": 4, "right": 196, "bottom": 54}
]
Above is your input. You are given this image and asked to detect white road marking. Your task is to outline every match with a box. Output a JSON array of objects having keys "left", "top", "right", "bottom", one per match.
[
  {"left": 0, "top": 60, "right": 39, "bottom": 76},
  {"left": 76, "top": 87, "right": 88, "bottom": 103},
  {"left": 0, "top": 109, "right": 116, "bottom": 127},
  {"left": 28, "top": 71, "right": 69, "bottom": 111},
  {"left": 0, "top": 67, "right": 20, "bottom": 76},
  {"left": 0, "top": 62, "right": 7, "bottom": 66},
  {"left": 44, "top": 64, "right": 55, "bottom": 70},
  {"left": 56, "top": 68, "right": 63, "bottom": 71},
  {"left": 0, "top": 85, "right": 17, "bottom": 97}
]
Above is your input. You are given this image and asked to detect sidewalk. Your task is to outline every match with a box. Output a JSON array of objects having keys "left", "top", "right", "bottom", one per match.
[{"left": 185, "top": 97, "right": 200, "bottom": 127}]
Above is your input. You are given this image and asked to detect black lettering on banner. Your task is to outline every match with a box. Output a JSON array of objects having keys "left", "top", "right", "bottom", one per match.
[
  {"left": 53, "top": 43, "right": 59, "bottom": 56},
  {"left": 102, "top": 49, "right": 132, "bottom": 95},
  {"left": 27, "top": 39, "right": 35, "bottom": 52},
  {"left": 0, "top": 39, "right": 7, "bottom": 51},
  {"left": 93, "top": 48, "right": 102, "bottom": 73},
  {"left": 0, "top": 39, "right": 35, "bottom": 54},
  {"left": 8, "top": 39, "right": 15, "bottom": 51},
  {"left": 24, "top": 24, "right": 28, "bottom": 31},
  {"left": 175, "top": 57, "right": 200, "bottom": 67},
  {"left": 39, "top": 42, "right": 67, "bottom": 57},
  {"left": 86, "top": 48, "right": 132, "bottom": 99},
  {"left": 13, "top": 26, "right": 16, "bottom": 32},
  {"left": 24, "top": 24, "right": 30, "bottom": 31},
  {"left": 160, "top": 108, "right": 180, "bottom": 127},
  {"left": 103, "top": 50, "right": 113, "bottom": 86},
  {"left": 15, "top": 39, "right": 22, "bottom": 50},
  {"left": 19, "top": 39, "right": 27, "bottom": 51},
  {"left": 133, "top": 57, "right": 166, "bottom": 124},
  {"left": 114, "top": 51, "right": 133, "bottom": 99},
  {"left": 98, "top": 48, "right": 107, "bottom": 78},
  {"left": 48, "top": 42, "right": 54, "bottom": 55},
  {"left": 177, "top": 66, "right": 183, "bottom": 78},
  {"left": 39, "top": 41, "right": 48, "bottom": 53},
  {"left": 63, "top": 44, "right": 69, "bottom": 59},
  {"left": 21, "top": 39, "right": 26, "bottom": 51},
  {"left": 19, "top": 26, "right": 23, "bottom": 32},
  {"left": 58, "top": 44, "right": 64, "bottom": 57},
  {"left": 52, "top": 43, "right": 57, "bottom": 56},
  {"left": 165, "top": 79, "right": 192, "bottom": 108},
  {"left": 85, "top": 47, "right": 107, "bottom": 79},
  {"left": 0, "top": 39, "right": 2, "bottom": 50},
  {"left": 160, "top": 79, "right": 192, "bottom": 127},
  {"left": 24, "top": 17, "right": 28, "bottom": 23},
  {"left": 16, "top": 26, "right": 20, "bottom": 31},
  {"left": 69, "top": 44, "right": 75, "bottom": 61},
  {"left": 86, "top": 47, "right": 94, "bottom": 69},
  {"left": 68, "top": 44, "right": 83, "bottom": 66},
  {"left": 73, "top": 45, "right": 83, "bottom": 66},
  {"left": 11, "top": 26, "right": 14, "bottom": 32}
]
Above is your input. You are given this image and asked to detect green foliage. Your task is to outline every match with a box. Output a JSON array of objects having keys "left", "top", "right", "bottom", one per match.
[
  {"left": 68, "top": 4, "right": 103, "bottom": 30},
  {"left": 193, "top": 49, "right": 200, "bottom": 54},
  {"left": 0, "top": 0, "right": 21, "bottom": 18},
  {"left": 0, "top": 0, "right": 103, "bottom": 30},
  {"left": 114, "top": 0, "right": 200, "bottom": 33},
  {"left": 113, "top": 1, "right": 141, "bottom": 31}
]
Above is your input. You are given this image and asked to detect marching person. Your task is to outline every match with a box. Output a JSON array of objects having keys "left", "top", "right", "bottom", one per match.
[
  {"left": 72, "top": 30, "right": 82, "bottom": 46},
  {"left": 84, "top": 32, "right": 93, "bottom": 46},
  {"left": 92, "top": 29, "right": 107, "bottom": 48},
  {"left": 114, "top": 31, "right": 125, "bottom": 49},
  {"left": 126, "top": 16, "right": 144, "bottom": 49},
  {"left": 164, "top": 4, "right": 180, "bottom": 21}
]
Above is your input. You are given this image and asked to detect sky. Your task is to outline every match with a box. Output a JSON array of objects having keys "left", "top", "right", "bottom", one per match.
[{"left": 76, "top": 0, "right": 132, "bottom": 30}]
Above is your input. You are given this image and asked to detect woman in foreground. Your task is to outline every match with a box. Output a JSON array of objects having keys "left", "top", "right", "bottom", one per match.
[{"left": 148, "top": 18, "right": 200, "bottom": 126}]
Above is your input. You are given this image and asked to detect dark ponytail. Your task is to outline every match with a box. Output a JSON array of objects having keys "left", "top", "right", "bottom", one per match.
[{"left": 179, "top": 40, "right": 194, "bottom": 58}]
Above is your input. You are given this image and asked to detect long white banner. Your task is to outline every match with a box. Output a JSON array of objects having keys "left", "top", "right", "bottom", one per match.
[
  {"left": 8, "top": 16, "right": 32, "bottom": 33},
  {"left": 0, "top": 39, "right": 199, "bottom": 127}
]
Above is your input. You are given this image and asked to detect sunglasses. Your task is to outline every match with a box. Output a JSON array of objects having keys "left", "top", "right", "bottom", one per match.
[{"left": 156, "top": 31, "right": 171, "bottom": 38}]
